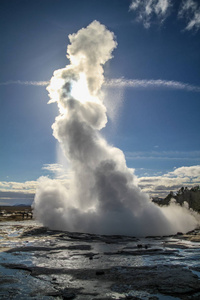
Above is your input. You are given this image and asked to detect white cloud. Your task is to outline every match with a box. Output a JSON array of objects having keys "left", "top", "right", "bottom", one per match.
[
  {"left": 42, "top": 163, "right": 72, "bottom": 181},
  {"left": 167, "top": 165, "right": 200, "bottom": 178},
  {"left": 0, "top": 176, "right": 70, "bottom": 206},
  {"left": 138, "top": 165, "right": 200, "bottom": 197},
  {"left": 155, "top": 0, "right": 171, "bottom": 16},
  {"left": 178, "top": 0, "right": 200, "bottom": 31},
  {"left": 129, "top": 0, "right": 172, "bottom": 28},
  {"left": 42, "top": 163, "right": 65, "bottom": 174},
  {"left": 0, "top": 180, "right": 37, "bottom": 193},
  {"left": 0, "top": 180, "right": 37, "bottom": 205},
  {"left": 130, "top": 0, "right": 140, "bottom": 11},
  {"left": 1, "top": 164, "right": 199, "bottom": 204}
]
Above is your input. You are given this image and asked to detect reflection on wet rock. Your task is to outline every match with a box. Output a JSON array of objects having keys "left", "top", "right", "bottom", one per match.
[{"left": 0, "top": 221, "right": 200, "bottom": 299}]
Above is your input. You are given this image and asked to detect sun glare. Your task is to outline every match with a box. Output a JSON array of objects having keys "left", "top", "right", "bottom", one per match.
[
  {"left": 71, "top": 73, "right": 98, "bottom": 104},
  {"left": 51, "top": 77, "right": 65, "bottom": 91},
  {"left": 48, "top": 77, "right": 65, "bottom": 104},
  {"left": 48, "top": 72, "right": 99, "bottom": 114}
]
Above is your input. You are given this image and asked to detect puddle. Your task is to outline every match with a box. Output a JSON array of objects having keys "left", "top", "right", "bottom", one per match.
[
  {"left": 108, "top": 289, "right": 181, "bottom": 300},
  {"left": 0, "top": 264, "right": 60, "bottom": 299}
]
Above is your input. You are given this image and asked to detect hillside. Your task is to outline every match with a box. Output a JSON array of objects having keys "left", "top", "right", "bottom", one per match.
[{"left": 153, "top": 186, "right": 200, "bottom": 213}]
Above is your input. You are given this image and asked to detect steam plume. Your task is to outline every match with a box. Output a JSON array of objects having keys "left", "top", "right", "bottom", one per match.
[{"left": 33, "top": 21, "right": 199, "bottom": 236}]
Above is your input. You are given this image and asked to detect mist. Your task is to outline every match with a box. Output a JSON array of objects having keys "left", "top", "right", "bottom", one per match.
[{"left": 33, "top": 21, "right": 199, "bottom": 237}]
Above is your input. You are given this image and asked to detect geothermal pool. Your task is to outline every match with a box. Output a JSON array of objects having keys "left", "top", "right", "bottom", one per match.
[{"left": 0, "top": 220, "right": 200, "bottom": 299}]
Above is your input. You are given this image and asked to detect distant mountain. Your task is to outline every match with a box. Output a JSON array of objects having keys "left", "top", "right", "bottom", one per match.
[{"left": 13, "top": 204, "right": 30, "bottom": 207}]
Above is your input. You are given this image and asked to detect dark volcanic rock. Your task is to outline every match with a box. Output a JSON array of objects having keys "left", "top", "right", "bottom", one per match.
[
  {"left": 3, "top": 263, "right": 200, "bottom": 298},
  {"left": 67, "top": 244, "right": 91, "bottom": 250},
  {"left": 96, "top": 270, "right": 105, "bottom": 276},
  {"left": 61, "top": 288, "right": 76, "bottom": 299},
  {"left": 1, "top": 223, "right": 200, "bottom": 299}
]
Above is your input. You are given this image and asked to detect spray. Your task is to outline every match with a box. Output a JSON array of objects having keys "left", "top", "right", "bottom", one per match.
[{"left": 33, "top": 21, "right": 199, "bottom": 236}]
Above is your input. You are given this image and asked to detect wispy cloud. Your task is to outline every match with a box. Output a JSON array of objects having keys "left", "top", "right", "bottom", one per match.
[
  {"left": 129, "top": 0, "right": 172, "bottom": 28},
  {"left": 125, "top": 150, "right": 200, "bottom": 161},
  {"left": 178, "top": 0, "right": 200, "bottom": 31},
  {"left": 1, "top": 78, "right": 200, "bottom": 93},
  {"left": 42, "top": 163, "right": 72, "bottom": 180},
  {"left": 130, "top": 0, "right": 200, "bottom": 31},
  {"left": 0, "top": 80, "right": 49, "bottom": 86},
  {"left": 105, "top": 78, "right": 200, "bottom": 92},
  {"left": 42, "top": 163, "right": 65, "bottom": 173}
]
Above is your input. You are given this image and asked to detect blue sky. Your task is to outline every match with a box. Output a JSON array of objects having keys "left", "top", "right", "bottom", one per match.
[{"left": 0, "top": 0, "right": 200, "bottom": 205}]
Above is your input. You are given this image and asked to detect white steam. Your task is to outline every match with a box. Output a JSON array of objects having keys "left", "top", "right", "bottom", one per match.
[{"left": 33, "top": 21, "right": 199, "bottom": 236}]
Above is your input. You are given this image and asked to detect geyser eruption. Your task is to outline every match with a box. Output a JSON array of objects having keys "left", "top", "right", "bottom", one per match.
[{"left": 33, "top": 21, "right": 199, "bottom": 236}]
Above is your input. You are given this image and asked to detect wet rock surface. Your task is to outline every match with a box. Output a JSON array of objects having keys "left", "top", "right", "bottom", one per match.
[{"left": 0, "top": 221, "right": 200, "bottom": 299}]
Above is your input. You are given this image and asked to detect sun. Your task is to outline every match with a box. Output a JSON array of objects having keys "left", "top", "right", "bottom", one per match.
[
  {"left": 47, "top": 72, "right": 99, "bottom": 115},
  {"left": 47, "top": 76, "right": 66, "bottom": 104},
  {"left": 71, "top": 73, "right": 98, "bottom": 104}
]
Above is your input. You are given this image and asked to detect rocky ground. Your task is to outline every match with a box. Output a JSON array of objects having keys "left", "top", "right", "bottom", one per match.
[
  {"left": 0, "top": 221, "right": 200, "bottom": 300},
  {"left": 0, "top": 206, "right": 33, "bottom": 222}
]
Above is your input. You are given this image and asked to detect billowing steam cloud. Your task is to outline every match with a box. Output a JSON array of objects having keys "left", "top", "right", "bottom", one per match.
[{"left": 33, "top": 21, "right": 199, "bottom": 236}]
